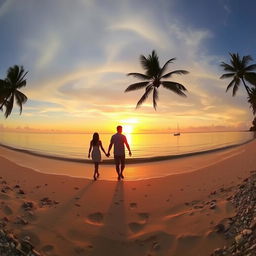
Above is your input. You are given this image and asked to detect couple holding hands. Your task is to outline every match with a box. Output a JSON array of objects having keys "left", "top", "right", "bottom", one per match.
[{"left": 88, "top": 125, "right": 132, "bottom": 180}]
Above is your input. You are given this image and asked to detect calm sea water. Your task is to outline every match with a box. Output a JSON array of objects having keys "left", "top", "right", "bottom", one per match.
[{"left": 0, "top": 131, "right": 254, "bottom": 161}]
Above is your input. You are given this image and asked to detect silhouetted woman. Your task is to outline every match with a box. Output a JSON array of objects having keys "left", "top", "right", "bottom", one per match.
[{"left": 88, "top": 133, "right": 107, "bottom": 180}]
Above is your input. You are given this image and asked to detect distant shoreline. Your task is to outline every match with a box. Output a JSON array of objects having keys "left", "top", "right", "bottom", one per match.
[{"left": 0, "top": 137, "right": 254, "bottom": 165}]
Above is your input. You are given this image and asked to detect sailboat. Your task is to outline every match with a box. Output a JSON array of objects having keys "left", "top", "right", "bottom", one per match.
[{"left": 173, "top": 124, "right": 180, "bottom": 136}]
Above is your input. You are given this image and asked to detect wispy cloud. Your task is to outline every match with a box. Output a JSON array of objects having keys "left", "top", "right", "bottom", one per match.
[{"left": 0, "top": 0, "right": 14, "bottom": 18}]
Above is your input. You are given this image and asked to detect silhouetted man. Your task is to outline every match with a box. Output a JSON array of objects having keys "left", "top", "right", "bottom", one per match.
[{"left": 107, "top": 125, "right": 132, "bottom": 180}]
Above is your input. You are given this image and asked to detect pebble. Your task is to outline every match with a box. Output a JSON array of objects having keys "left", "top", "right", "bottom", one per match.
[
  {"left": 211, "top": 172, "right": 256, "bottom": 255},
  {"left": 0, "top": 228, "right": 42, "bottom": 255}
]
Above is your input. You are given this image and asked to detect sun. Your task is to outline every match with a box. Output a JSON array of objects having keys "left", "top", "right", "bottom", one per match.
[{"left": 122, "top": 124, "right": 133, "bottom": 134}]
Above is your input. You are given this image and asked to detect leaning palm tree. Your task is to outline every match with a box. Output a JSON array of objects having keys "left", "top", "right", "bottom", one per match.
[
  {"left": 125, "top": 50, "right": 189, "bottom": 109},
  {"left": 248, "top": 87, "right": 256, "bottom": 115},
  {"left": 0, "top": 65, "right": 28, "bottom": 118},
  {"left": 220, "top": 53, "right": 256, "bottom": 96}
]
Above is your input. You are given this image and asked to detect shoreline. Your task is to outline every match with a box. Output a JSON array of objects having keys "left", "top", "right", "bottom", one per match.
[
  {"left": 0, "top": 136, "right": 254, "bottom": 165},
  {"left": 0, "top": 140, "right": 254, "bottom": 181}
]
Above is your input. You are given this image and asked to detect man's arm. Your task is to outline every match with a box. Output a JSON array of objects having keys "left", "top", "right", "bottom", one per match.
[
  {"left": 107, "top": 142, "right": 113, "bottom": 156},
  {"left": 124, "top": 138, "right": 132, "bottom": 156}
]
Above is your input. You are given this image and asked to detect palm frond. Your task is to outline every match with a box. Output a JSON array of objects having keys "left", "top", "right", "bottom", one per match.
[
  {"left": 140, "top": 50, "right": 161, "bottom": 77},
  {"left": 153, "top": 87, "right": 158, "bottom": 110},
  {"left": 226, "top": 79, "right": 236, "bottom": 92},
  {"left": 244, "top": 72, "right": 256, "bottom": 86},
  {"left": 0, "top": 79, "right": 7, "bottom": 88},
  {"left": 136, "top": 86, "right": 153, "bottom": 108},
  {"left": 15, "top": 90, "right": 28, "bottom": 114},
  {"left": 127, "top": 73, "right": 150, "bottom": 80},
  {"left": 220, "top": 62, "right": 235, "bottom": 72},
  {"left": 4, "top": 94, "right": 14, "bottom": 118},
  {"left": 244, "top": 64, "right": 256, "bottom": 72},
  {"left": 248, "top": 87, "right": 256, "bottom": 115},
  {"left": 229, "top": 53, "right": 241, "bottom": 69},
  {"left": 220, "top": 73, "right": 235, "bottom": 79},
  {"left": 125, "top": 81, "right": 150, "bottom": 92},
  {"left": 17, "top": 71, "right": 28, "bottom": 88},
  {"left": 6, "top": 65, "right": 19, "bottom": 84},
  {"left": 161, "top": 81, "right": 187, "bottom": 97},
  {"left": 17, "top": 79, "right": 27, "bottom": 89},
  {"left": 159, "top": 58, "right": 176, "bottom": 77},
  {"left": 161, "top": 70, "right": 189, "bottom": 79},
  {"left": 232, "top": 78, "right": 240, "bottom": 96},
  {"left": 0, "top": 80, "right": 8, "bottom": 103},
  {"left": 140, "top": 55, "right": 149, "bottom": 71},
  {"left": 242, "top": 55, "right": 253, "bottom": 67}
]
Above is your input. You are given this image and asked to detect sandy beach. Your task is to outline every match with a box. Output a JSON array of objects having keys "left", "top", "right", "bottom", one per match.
[{"left": 0, "top": 140, "right": 256, "bottom": 256}]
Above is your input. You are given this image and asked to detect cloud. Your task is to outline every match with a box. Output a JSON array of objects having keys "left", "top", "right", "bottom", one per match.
[
  {"left": 0, "top": 0, "right": 14, "bottom": 18},
  {"left": 109, "top": 18, "right": 169, "bottom": 47}
]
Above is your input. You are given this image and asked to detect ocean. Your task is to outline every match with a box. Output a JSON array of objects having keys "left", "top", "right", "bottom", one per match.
[{"left": 0, "top": 131, "right": 254, "bottom": 162}]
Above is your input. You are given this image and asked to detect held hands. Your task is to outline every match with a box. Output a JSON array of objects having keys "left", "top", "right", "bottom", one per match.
[{"left": 106, "top": 152, "right": 110, "bottom": 157}]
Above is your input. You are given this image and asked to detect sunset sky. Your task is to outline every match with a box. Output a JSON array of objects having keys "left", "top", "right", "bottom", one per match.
[{"left": 0, "top": 0, "right": 256, "bottom": 133}]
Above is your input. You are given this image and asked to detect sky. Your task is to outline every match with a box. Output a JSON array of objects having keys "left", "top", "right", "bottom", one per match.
[{"left": 0, "top": 0, "right": 256, "bottom": 133}]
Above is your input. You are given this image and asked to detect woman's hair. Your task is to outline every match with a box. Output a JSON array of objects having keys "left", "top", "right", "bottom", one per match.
[{"left": 92, "top": 132, "right": 99, "bottom": 146}]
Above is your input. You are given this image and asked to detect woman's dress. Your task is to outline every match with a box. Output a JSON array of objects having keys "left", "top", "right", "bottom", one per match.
[{"left": 91, "top": 142, "right": 101, "bottom": 162}]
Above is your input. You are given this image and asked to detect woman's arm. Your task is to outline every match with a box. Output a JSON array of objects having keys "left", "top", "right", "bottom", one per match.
[
  {"left": 88, "top": 141, "right": 92, "bottom": 158},
  {"left": 99, "top": 141, "right": 107, "bottom": 155}
]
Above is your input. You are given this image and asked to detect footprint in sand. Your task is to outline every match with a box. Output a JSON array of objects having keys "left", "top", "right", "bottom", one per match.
[
  {"left": 129, "top": 202, "right": 137, "bottom": 209},
  {"left": 0, "top": 193, "right": 10, "bottom": 200},
  {"left": 138, "top": 212, "right": 149, "bottom": 222},
  {"left": 41, "top": 244, "right": 54, "bottom": 253},
  {"left": 128, "top": 222, "right": 145, "bottom": 233},
  {"left": 74, "top": 247, "right": 86, "bottom": 255},
  {"left": 86, "top": 212, "right": 104, "bottom": 225},
  {"left": 3, "top": 205, "right": 13, "bottom": 215},
  {"left": 177, "top": 234, "right": 201, "bottom": 247}
]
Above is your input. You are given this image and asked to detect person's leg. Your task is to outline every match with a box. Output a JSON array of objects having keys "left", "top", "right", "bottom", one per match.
[
  {"left": 120, "top": 156, "right": 125, "bottom": 179},
  {"left": 114, "top": 155, "right": 121, "bottom": 180},
  {"left": 93, "top": 162, "right": 98, "bottom": 180},
  {"left": 95, "top": 162, "right": 99, "bottom": 178}
]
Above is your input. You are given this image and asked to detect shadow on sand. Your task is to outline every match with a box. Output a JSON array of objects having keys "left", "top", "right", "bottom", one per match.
[{"left": 90, "top": 181, "right": 128, "bottom": 255}]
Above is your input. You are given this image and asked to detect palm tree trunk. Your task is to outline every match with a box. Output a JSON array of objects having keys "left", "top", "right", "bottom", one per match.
[{"left": 241, "top": 78, "right": 251, "bottom": 95}]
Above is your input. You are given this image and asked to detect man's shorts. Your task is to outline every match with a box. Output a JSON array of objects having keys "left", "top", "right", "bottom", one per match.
[{"left": 114, "top": 155, "right": 125, "bottom": 165}]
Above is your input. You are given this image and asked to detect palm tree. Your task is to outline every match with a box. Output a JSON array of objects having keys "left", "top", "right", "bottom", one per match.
[
  {"left": 220, "top": 53, "right": 256, "bottom": 96},
  {"left": 125, "top": 50, "right": 189, "bottom": 109},
  {"left": 0, "top": 65, "right": 28, "bottom": 118},
  {"left": 248, "top": 87, "right": 256, "bottom": 115}
]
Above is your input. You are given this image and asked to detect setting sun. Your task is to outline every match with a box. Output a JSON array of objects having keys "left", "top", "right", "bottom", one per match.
[{"left": 122, "top": 124, "right": 133, "bottom": 134}]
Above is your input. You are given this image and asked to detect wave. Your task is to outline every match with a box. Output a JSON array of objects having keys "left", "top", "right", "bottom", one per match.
[{"left": 0, "top": 137, "right": 254, "bottom": 165}]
